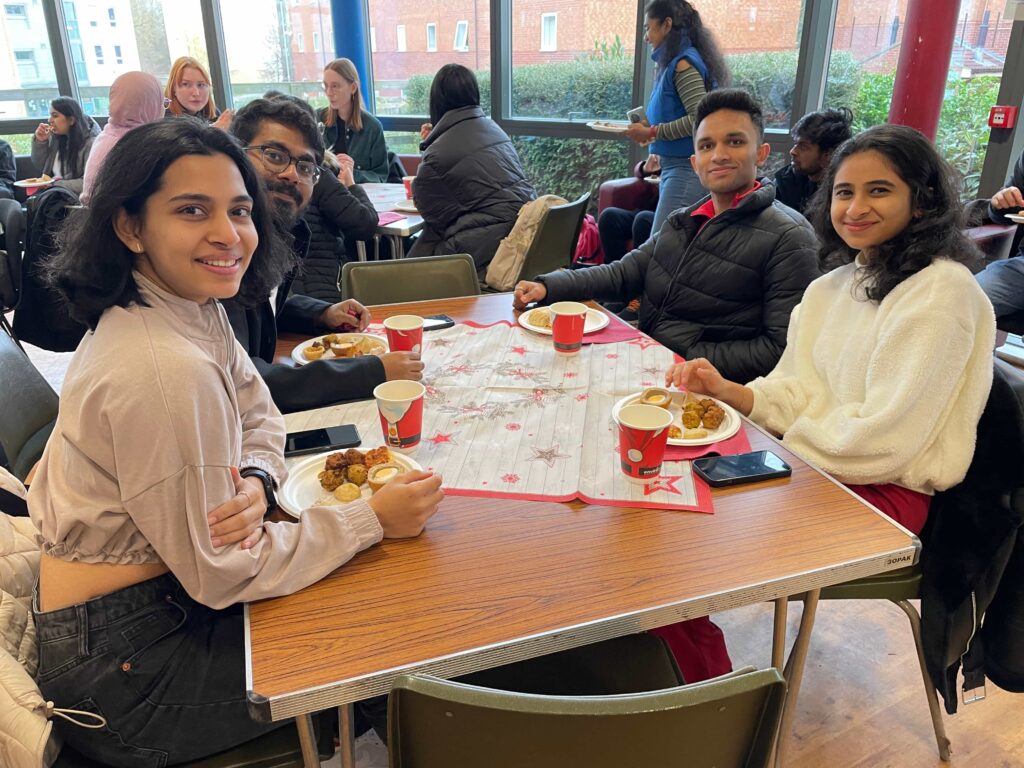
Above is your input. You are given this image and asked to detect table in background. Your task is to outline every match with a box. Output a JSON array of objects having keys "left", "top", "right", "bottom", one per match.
[
  {"left": 354, "top": 182, "right": 424, "bottom": 261},
  {"left": 258, "top": 294, "right": 920, "bottom": 768}
]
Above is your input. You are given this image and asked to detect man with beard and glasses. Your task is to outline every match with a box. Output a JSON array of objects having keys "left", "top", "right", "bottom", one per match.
[{"left": 222, "top": 97, "right": 423, "bottom": 413}]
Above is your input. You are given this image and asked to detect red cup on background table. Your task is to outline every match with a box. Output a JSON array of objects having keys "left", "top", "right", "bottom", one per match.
[
  {"left": 549, "top": 301, "right": 588, "bottom": 355},
  {"left": 383, "top": 314, "right": 424, "bottom": 354},
  {"left": 373, "top": 380, "right": 426, "bottom": 452},
  {"left": 615, "top": 404, "right": 674, "bottom": 482},
  {"left": 402, "top": 175, "right": 416, "bottom": 199}
]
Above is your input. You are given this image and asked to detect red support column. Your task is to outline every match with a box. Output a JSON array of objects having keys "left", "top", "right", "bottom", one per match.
[{"left": 887, "top": 0, "right": 960, "bottom": 140}]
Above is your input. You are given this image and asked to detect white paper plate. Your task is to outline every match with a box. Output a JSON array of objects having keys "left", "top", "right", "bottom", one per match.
[
  {"left": 392, "top": 200, "right": 419, "bottom": 214},
  {"left": 291, "top": 332, "right": 388, "bottom": 366},
  {"left": 14, "top": 178, "right": 54, "bottom": 188},
  {"left": 586, "top": 120, "right": 629, "bottom": 134},
  {"left": 1005, "top": 213, "right": 1024, "bottom": 225},
  {"left": 279, "top": 449, "right": 422, "bottom": 518},
  {"left": 611, "top": 391, "right": 740, "bottom": 447},
  {"left": 644, "top": 176, "right": 661, "bottom": 184},
  {"left": 517, "top": 307, "right": 610, "bottom": 336}
]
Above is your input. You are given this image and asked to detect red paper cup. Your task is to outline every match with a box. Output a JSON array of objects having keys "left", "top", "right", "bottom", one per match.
[
  {"left": 402, "top": 175, "right": 415, "bottom": 199},
  {"left": 550, "top": 301, "right": 588, "bottom": 355},
  {"left": 373, "top": 380, "right": 426, "bottom": 452},
  {"left": 383, "top": 314, "right": 424, "bottom": 354},
  {"left": 615, "top": 404, "right": 674, "bottom": 482}
]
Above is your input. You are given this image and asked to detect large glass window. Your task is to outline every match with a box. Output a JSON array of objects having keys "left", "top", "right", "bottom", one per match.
[
  {"left": 512, "top": 135, "right": 631, "bottom": 207},
  {"left": 367, "top": 0, "right": 491, "bottom": 118},
  {"left": 509, "top": 0, "right": 635, "bottom": 122},
  {"left": 824, "top": 0, "right": 1009, "bottom": 197},
  {"left": 220, "top": 0, "right": 334, "bottom": 109},
  {"left": 0, "top": 2, "right": 58, "bottom": 120}
]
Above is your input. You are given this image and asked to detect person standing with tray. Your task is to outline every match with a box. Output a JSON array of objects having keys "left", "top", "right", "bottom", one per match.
[{"left": 623, "top": 0, "right": 730, "bottom": 235}]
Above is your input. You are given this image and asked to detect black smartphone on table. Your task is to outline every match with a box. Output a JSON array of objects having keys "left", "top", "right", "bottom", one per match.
[
  {"left": 284, "top": 424, "right": 361, "bottom": 457},
  {"left": 422, "top": 314, "right": 455, "bottom": 331},
  {"left": 692, "top": 450, "right": 792, "bottom": 488}
]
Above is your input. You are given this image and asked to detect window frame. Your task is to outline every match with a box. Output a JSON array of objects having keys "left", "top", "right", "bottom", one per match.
[
  {"left": 426, "top": 22, "right": 437, "bottom": 52},
  {"left": 396, "top": 23, "right": 406, "bottom": 53},
  {"left": 540, "top": 12, "right": 557, "bottom": 52},
  {"left": 453, "top": 19, "right": 469, "bottom": 52}
]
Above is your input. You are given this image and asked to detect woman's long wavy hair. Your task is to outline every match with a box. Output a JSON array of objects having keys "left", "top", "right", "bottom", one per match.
[
  {"left": 645, "top": 0, "right": 730, "bottom": 87},
  {"left": 164, "top": 56, "right": 218, "bottom": 119},
  {"left": 322, "top": 58, "right": 364, "bottom": 132},
  {"left": 49, "top": 119, "right": 293, "bottom": 329},
  {"left": 808, "top": 123, "right": 980, "bottom": 303},
  {"left": 49, "top": 97, "right": 92, "bottom": 178}
]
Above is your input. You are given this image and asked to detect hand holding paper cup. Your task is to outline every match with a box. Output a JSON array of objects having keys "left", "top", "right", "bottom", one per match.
[
  {"left": 550, "top": 301, "right": 588, "bottom": 355},
  {"left": 615, "top": 404, "right": 673, "bottom": 482},
  {"left": 383, "top": 315, "right": 424, "bottom": 354},
  {"left": 374, "top": 380, "right": 425, "bottom": 452}
]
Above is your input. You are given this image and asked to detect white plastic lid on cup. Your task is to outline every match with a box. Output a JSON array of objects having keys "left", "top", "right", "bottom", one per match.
[
  {"left": 549, "top": 301, "right": 589, "bottom": 318},
  {"left": 383, "top": 315, "right": 424, "bottom": 332},
  {"left": 615, "top": 404, "right": 674, "bottom": 431}
]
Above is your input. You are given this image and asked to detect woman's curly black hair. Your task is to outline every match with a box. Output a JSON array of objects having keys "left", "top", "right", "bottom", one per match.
[
  {"left": 645, "top": 0, "right": 730, "bottom": 88},
  {"left": 807, "top": 123, "right": 981, "bottom": 303},
  {"left": 48, "top": 117, "right": 294, "bottom": 329}
]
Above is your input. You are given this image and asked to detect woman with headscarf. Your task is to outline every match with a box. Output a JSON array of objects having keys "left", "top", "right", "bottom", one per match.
[{"left": 81, "top": 71, "right": 165, "bottom": 204}]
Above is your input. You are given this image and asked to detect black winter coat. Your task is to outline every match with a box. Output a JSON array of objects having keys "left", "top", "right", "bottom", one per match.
[
  {"left": 408, "top": 106, "right": 535, "bottom": 277},
  {"left": 221, "top": 219, "right": 385, "bottom": 414},
  {"left": 290, "top": 172, "right": 377, "bottom": 303},
  {"left": 921, "top": 359, "right": 1024, "bottom": 712},
  {"left": 986, "top": 148, "right": 1024, "bottom": 260},
  {"left": 539, "top": 183, "right": 821, "bottom": 383}
]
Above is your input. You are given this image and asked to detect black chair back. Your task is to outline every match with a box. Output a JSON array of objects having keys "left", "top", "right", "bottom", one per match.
[
  {"left": 517, "top": 192, "right": 590, "bottom": 282},
  {"left": 0, "top": 330, "right": 59, "bottom": 481},
  {"left": 0, "top": 198, "right": 25, "bottom": 312}
]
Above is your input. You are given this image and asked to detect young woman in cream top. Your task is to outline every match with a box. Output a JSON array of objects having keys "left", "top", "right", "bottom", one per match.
[{"left": 29, "top": 119, "right": 442, "bottom": 765}]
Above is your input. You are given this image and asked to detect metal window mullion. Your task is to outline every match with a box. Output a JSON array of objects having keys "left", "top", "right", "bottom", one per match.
[
  {"left": 491, "top": 0, "right": 511, "bottom": 131},
  {"left": 628, "top": 0, "right": 649, "bottom": 170},
  {"left": 203, "top": 0, "right": 233, "bottom": 111},
  {"left": 790, "top": 0, "right": 840, "bottom": 129},
  {"left": 43, "top": 0, "right": 78, "bottom": 99}
]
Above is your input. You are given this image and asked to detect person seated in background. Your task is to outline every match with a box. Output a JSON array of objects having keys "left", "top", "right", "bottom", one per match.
[
  {"left": 30, "top": 96, "right": 101, "bottom": 195},
  {"left": 773, "top": 106, "right": 853, "bottom": 215},
  {"left": 661, "top": 123, "right": 996, "bottom": 682},
  {"left": 320, "top": 58, "right": 390, "bottom": 184},
  {"left": 515, "top": 89, "right": 820, "bottom": 384},
  {"left": 407, "top": 64, "right": 536, "bottom": 278},
  {"left": 975, "top": 146, "right": 1024, "bottom": 318},
  {"left": 31, "top": 118, "right": 443, "bottom": 766},
  {"left": 81, "top": 71, "right": 165, "bottom": 204},
  {"left": 223, "top": 96, "right": 420, "bottom": 413},
  {"left": 597, "top": 154, "right": 660, "bottom": 265},
  {"left": 164, "top": 55, "right": 233, "bottom": 129},
  {"left": 0, "top": 139, "right": 13, "bottom": 200}
]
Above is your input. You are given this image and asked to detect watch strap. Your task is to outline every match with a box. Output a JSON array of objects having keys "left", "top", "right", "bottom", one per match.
[{"left": 241, "top": 467, "right": 278, "bottom": 511}]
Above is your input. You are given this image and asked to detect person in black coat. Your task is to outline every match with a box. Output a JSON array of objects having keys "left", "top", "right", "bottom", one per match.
[
  {"left": 975, "top": 146, "right": 1024, "bottom": 318},
  {"left": 515, "top": 90, "right": 820, "bottom": 384},
  {"left": 0, "top": 139, "right": 14, "bottom": 200},
  {"left": 772, "top": 107, "right": 852, "bottom": 215},
  {"left": 222, "top": 97, "right": 423, "bottom": 413},
  {"left": 407, "top": 64, "right": 536, "bottom": 278}
]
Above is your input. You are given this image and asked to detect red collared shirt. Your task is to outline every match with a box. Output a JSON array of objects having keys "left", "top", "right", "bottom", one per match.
[{"left": 690, "top": 181, "right": 762, "bottom": 232}]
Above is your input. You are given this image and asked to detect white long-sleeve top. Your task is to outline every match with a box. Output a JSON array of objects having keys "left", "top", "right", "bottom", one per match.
[
  {"left": 747, "top": 257, "right": 995, "bottom": 494},
  {"left": 29, "top": 273, "right": 383, "bottom": 609}
]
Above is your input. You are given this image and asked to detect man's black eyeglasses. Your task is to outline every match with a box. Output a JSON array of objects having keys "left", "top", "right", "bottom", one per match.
[{"left": 245, "top": 144, "right": 321, "bottom": 183}]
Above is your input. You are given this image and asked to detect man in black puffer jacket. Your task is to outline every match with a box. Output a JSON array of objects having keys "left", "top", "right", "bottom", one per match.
[{"left": 515, "top": 90, "right": 820, "bottom": 383}]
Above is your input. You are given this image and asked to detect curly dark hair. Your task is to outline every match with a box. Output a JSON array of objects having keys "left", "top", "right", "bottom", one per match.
[
  {"left": 645, "top": 0, "right": 730, "bottom": 88},
  {"left": 49, "top": 118, "right": 293, "bottom": 329},
  {"left": 230, "top": 96, "right": 325, "bottom": 164},
  {"left": 808, "top": 123, "right": 981, "bottom": 303},
  {"left": 792, "top": 107, "right": 854, "bottom": 155},
  {"left": 49, "top": 97, "right": 92, "bottom": 178}
]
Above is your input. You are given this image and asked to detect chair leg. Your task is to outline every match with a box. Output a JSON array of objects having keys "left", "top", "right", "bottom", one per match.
[
  {"left": 893, "top": 599, "right": 953, "bottom": 762},
  {"left": 775, "top": 589, "right": 820, "bottom": 768},
  {"left": 1, "top": 316, "right": 23, "bottom": 351}
]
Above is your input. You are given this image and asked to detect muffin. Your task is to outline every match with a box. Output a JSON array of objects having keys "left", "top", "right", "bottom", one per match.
[{"left": 302, "top": 342, "right": 326, "bottom": 361}]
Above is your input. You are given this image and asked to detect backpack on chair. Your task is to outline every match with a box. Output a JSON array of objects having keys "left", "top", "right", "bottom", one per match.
[
  {"left": 11, "top": 187, "right": 87, "bottom": 352},
  {"left": 485, "top": 195, "right": 567, "bottom": 292}
]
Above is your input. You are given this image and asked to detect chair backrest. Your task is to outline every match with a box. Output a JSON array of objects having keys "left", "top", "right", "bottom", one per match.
[
  {"left": 0, "top": 331, "right": 59, "bottom": 481},
  {"left": 389, "top": 667, "right": 786, "bottom": 768},
  {"left": 516, "top": 192, "right": 590, "bottom": 283},
  {"left": 0, "top": 199, "right": 25, "bottom": 312},
  {"left": 341, "top": 253, "right": 480, "bottom": 305}
]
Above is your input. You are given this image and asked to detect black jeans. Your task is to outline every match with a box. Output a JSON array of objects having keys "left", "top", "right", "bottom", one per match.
[
  {"left": 33, "top": 573, "right": 283, "bottom": 767},
  {"left": 596, "top": 207, "right": 656, "bottom": 264}
]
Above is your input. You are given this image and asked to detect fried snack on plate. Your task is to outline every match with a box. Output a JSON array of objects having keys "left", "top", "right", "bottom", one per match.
[
  {"left": 684, "top": 427, "right": 709, "bottom": 439},
  {"left": 702, "top": 406, "right": 726, "bottom": 430},
  {"left": 317, "top": 468, "right": 348, "bottom": 491},
  {"left": 346, "top": 464, "right": 368, "bottom": 486},
  {"left": 363, "top": 446, "right": 392, "bottom": 468},
  {"left": 668, "top": 425, "right": 683, "bottom": 440},
  {"left": 302, "top": 341, "right": 326, "bottom": 360},
  {"left": 639, "top": 387, "right": 672, "bottom": 408},
  {"left": 333, "top": 483, "right": 361, "bottom": 502},
  {"left": 324, "top": 452, "right": 348, "bottom": 471},
  {"left": 527, "top": 308, "right": 552, "bottom": 328},
  {"left": 368, "top": 463, "right": 402, "bottom": 493},
  {"left": 681, "top": 409, "right": 702, "bottom": 429},
  {"left": 330, "top": 339, "right": 358, "bottom": 358},
  {"left": 343, "top": 448, "right": 365, "bottom": 466}
]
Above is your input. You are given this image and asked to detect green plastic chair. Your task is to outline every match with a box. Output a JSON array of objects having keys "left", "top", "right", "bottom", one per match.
[
  {"left": 515, "top": 192, "right": 591, "bottom": 283},
  {"left": 780, "top": 564, "right": 951, "bottom": 761},
  {"left": 388, "top": 665, "right": 786, "bottom": 768},
  {"left": 341, "top": 253, "right": 480, "bottom": 305},
  {"left": 0, "top": 328, "right": 58, "bottom": 480}
]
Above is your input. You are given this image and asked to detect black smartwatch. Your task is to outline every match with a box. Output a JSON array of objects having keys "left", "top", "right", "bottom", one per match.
[{"left": 241, "top": 468, "right": 278, "bottom": 512}]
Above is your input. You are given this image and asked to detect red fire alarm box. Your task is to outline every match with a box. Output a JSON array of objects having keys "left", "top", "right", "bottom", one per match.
[{"left": 989, "top": 105, "right": 1018, "bottom": 129}]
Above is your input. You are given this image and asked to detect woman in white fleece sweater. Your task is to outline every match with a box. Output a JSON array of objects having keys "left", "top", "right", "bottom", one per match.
[{"left": 668, "top": 124, "right": 996, "bottom": 535}]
